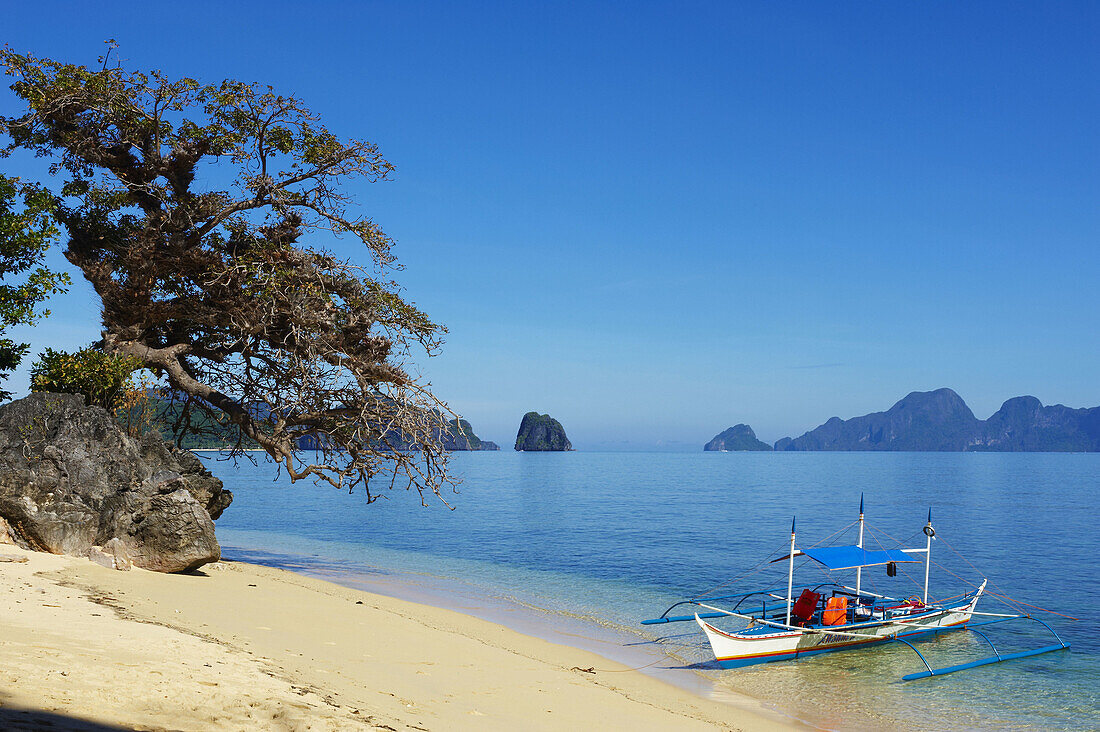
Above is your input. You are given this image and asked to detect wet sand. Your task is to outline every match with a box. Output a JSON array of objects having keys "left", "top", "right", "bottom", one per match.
[{"left": 0, "top": 546, "right": 799, "bottom": 730}]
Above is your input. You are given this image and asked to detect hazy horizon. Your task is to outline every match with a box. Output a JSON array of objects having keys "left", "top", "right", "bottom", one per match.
[{"left": 3, "top": 2, "right": 1097, "bottom": 450}]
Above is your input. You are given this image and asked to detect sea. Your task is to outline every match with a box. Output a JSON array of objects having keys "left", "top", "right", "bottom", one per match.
[{"left": 208, "top": 451, "right": 1099, "bottom": 731}]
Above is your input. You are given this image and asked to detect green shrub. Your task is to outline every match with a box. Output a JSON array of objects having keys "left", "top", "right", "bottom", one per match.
[{"left": 30, "top": 346, "right": 143, "bottom": 410}]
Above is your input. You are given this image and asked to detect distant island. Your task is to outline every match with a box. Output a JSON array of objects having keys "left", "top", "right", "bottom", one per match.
[
  {"left": 514, "top": 412, "right": 572, "bottom": 451},
  {"left": 296, "top": 417, "right": 499, "bottom": 452},
  {"left": 770, "top": 388, "right": 1100, "bottom": 452},
  {"left": 704, "top": 424, "right": 771, "bottom": 451},
  {"left": 445, "top": 419, "right": 500, "bottom": 451}
]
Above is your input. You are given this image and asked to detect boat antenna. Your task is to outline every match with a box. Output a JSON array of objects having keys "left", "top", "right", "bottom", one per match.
[
  {"left": 856, "top": 493, "right": 865, "bottom": 598},
  {"left": 785, "top": 516, "right": 797, "bottom": 625}
]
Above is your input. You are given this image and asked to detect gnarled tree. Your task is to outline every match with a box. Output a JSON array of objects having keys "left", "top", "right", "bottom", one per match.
[{"left": 1, "top": 46, "right": 456, "bottom": 502}]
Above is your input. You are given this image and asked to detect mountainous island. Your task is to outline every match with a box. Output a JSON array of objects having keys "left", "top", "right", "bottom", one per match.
[
  {"left": 704, "top": 424, "right": 772, "bottom": 451},
  {"left": 770, "top": 388, "right": 1100, "bottom": 452},
  {"left": 296, "top": 417, "right": 499, "bottom": 452},
  {"left": 142, "top": 391, "right": 498, "bottom": 453},
  {"left": 445, "top": 419, "right": 500, "bottom": 451},
  {"left": 514, "top": 412, "right": 572, "bottom": 451}
]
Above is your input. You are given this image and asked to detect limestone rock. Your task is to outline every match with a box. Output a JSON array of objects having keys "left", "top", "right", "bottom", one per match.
[
  {"left": 0, "top": 516, "right": 14, "bottom": 545},
  {"left": 443, "top": 419, "right": 500, "bottom": 451},
  {"left": 88, "top": 537, "right": 133, "bottom": 571},
  {"left": 303, "top": 416, "right": 502, "bottom": 452},
  {"left": 703, "top": 424, "right": 772, "bottom": 451},
  {"left": 0, "top": 393, "right": 231, "bottom": 572},
  {"left": 771, "top": 388, "right": 1100, "bottom": 452},
  {"left": 89, "top": 545, "right": 124, "bottom": 571},
  {"left": 774, "top": 388, "right": 980, "bottom": 451},
  {"left": 974, "top": 396, "right": 1100, "bottom": 451},
  {"left": 514, "top": 412, "right": 572, "bottom": 451}
]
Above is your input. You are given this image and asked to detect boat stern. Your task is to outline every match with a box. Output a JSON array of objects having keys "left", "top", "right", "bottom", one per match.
[{"left": 695, "top": 614, "right": 805, "bottom": 669}]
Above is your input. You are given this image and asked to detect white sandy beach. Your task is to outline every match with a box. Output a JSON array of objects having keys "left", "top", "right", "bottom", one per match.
[{"left": 0, "top": 546, "right": 799, "bottom": 731}]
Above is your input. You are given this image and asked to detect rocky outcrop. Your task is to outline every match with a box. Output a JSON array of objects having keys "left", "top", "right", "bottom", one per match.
[
  {"left": 0, "top": 393, "right": 232, "bottom": 572},
  {"left": 297, "top": 416, "right": 500, "bottom": 452},
  {"left": 444, "top": 419, "right": 500, "bottom": 451},
  {"left": 514, "top": 412, "right": 572, "bottom": 451},
  {"left": 88, "top": 537, "right": 132, "bottom": 571},
  {"left": 776, "top": 389, "right": 979, "bottom": 451},
  {"left": 773, "top": 389, "right": 1100, "bottom": 452},
  {"left": 973, "top": 396, "right": 1100, "bottom": 451},
  {"left": 704, "top": 424, "right": 772, "bottom": 451}
]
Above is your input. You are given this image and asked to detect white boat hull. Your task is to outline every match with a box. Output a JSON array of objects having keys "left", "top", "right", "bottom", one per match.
[{"left": 697, "top": 592, "right": 982, "bottom": 669}]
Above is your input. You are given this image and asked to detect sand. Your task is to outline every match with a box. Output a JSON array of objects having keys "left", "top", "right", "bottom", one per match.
[{"left": 0, "top": 546, "right": 799, "bottom": 731}]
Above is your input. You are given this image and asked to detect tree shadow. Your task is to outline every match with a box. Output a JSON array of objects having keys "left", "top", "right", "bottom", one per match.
[{"left": 0, "top": 706, "right": 134, "bottom": 730}]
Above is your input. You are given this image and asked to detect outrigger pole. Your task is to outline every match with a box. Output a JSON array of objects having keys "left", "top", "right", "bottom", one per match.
[
  {"left": 855, "top": 494, "right": 865, "bottom": 598},
  {"left": 923, "top": 508, "right": 933, "bottom": 604},
  {"left": 642, "top": 508, "right": 1070, "bottom": 681},
  {"left": 899, "top": 507, "right": 935, "bottom": 599},
  {"left": 785, "top": 516, "right": 796, "bottom": 626}
]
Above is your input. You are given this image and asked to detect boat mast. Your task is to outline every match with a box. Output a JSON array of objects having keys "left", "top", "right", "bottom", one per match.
[
  {"left": 923, "top": 508, "right": 933, "bottom": 604},
  {"left": 855, "top": 493, "right": 865, "bottom": 598},
  {"left": 785, "top": 516, "right": 796, "bottom": 625}
]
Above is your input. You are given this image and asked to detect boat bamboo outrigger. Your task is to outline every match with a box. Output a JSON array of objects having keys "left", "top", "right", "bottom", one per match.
[{"left": 641, "top": 496, "right": 1070, "bottom": 681}]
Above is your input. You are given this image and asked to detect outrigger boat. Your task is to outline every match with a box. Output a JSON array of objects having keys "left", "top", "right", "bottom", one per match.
[{"left": 642, "top": 497, "right": 1070, "bottom": 681}]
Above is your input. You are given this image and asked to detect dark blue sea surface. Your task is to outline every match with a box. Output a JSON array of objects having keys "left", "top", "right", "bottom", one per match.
[{"left": 210, "top": 451, "right": 1099, "bottom": 731}]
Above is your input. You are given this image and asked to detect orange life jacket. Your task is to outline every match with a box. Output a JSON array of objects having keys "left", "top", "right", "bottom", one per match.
[{"left": 822, "top": 596, "right": 848, "bottom": 626}]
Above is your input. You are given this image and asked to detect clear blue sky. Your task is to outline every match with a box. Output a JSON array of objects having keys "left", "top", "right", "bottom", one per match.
[{"left": 2, "top": 1, "right": 1097, "bottom": 449}]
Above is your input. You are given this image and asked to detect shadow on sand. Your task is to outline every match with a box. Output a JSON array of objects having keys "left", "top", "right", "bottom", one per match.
[{"left": 0, "top": 706, "right": 135, "bottom": 731}]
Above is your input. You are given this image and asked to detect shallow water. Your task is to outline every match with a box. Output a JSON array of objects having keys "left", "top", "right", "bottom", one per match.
[{"left": 210, "top": 451, "right": 1099, "bottom": 731}]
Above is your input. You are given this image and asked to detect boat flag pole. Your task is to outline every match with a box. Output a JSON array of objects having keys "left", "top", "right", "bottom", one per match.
[
  {"left": 785, "top": 516, "right": 796, "bottom": 625},
  {"left": 923, "top": 508, "right": 934, "bottom": 604},
  {"left": 855, "top": 493, "right": 865, "bottom": 598}
]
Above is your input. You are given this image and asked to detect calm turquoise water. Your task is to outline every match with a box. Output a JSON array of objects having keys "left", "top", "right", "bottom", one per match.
[{"left": 209, "top": 452, "right": 1099, "bottom": 730}]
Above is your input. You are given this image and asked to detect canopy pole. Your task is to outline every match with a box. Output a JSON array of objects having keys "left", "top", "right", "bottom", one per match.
[
  {"left": 923, "top": 508, "right": 933, "bottom": 604},
  {"left": 785, "top": 516, "right": 796, "bottom": 625},
  {"left": 855, "top": 493, "right": 865, "bottom": 598}
]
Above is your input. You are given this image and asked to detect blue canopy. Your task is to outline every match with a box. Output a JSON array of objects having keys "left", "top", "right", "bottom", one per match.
[{"left": 801, "top": 545, "right": 919, "bottom": 570}]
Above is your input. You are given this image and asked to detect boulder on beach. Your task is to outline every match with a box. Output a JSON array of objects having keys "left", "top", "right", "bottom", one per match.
[{"left": 0, "top": 392, "right": 232, "bottom": 572}]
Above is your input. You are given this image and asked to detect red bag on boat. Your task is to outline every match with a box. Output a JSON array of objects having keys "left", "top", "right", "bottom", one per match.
[{"left": 791, "top": 589, "right": 820, "bottom": 625}]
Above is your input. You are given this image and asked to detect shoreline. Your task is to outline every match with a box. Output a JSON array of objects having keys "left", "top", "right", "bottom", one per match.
[
  {"left": 189, "top": 448, "right": 269, "bottom": 453},
  {"left": 219, "top": 543, "right": 730, "bottom": 702},
  {"left": 0, "top": 546, "right": 800, "bottom": 731}
]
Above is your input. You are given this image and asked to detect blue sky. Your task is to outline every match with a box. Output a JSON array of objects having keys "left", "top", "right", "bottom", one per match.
[{"left": 2, "top": 1, "right": 1097, "bottom": 448}]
